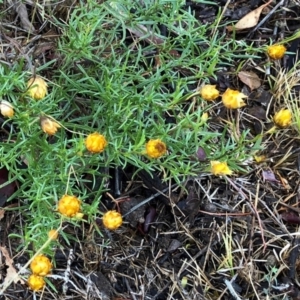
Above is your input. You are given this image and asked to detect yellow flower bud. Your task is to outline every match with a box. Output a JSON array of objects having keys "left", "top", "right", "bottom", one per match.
[
  {"left": 145, "top": 139, "right": 167, "bottom": 158},
  {"left": 74, "top": 212, "right": 84, "bottom": 219},
  {"left": 30, "top": 254, "right": 52, "bottom": 276},
  {"left": 222, "top": 88, "right": 247, "bottom": 109},
  {"left": 273, "top": 109, "right": 292, "bottom": 128},
  {"left": 27, "top": 274, "right": 45, "bottom": 291},
  {"left": 254, "top": 155, "right": 266, "bottom": 163},
  {"left": 181, "top": 276, "right": 188, "bottom": 288},
  {"left": 85, "top": 132, "right": 107, "bottom": 153},
  {"left": 200, "top": 85, "right": 220, "bottom": 101},
  {"left": 48, "top": 229, "right": 59, "bottom": 240},
  {"left": 103, "top": 210, "right": 123, "bottom": 230},
  {"left": 27, "top": 76, "right": 48, "bottom": 100},
  {"left": 58, "top": 195, "right": 81, "bottom": 217},
  {"left": 40, "top": 116, "right": 61, "bottom": 135},
  {"left": 0, "top": 100, "right": 14, "bottom": 118},
  {"left": 201, "top": 112, "right": 209, "bottom": 123},
  {"left": 267, "top": 44, "right": 286, "bottom": 60},
  {"left": 210, "top": 161, "right": 232, "bottom": 176}
]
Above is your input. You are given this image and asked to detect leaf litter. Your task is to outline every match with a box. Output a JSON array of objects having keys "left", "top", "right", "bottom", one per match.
[
  {"left": 227, "top": 0, "right": 273, "bottom": 31},
  {"left": 1, "top": 1, "right": 300, "bottom": 300},
  {"left": 0, "top": 246, "right": 24, "bottom": 289}
]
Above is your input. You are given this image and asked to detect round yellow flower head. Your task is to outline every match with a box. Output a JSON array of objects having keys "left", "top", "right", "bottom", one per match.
[
  {"left": 210, "top": 161, "right": 233, "bottom": 176},
  {"left": 48, "top": 229, "right": 59, "bottom": 240},
  {"left": 267, "top": 44, "right": 286, "bottom": 60},
  {"left": 273, "top": 108, "right": 292, "bottom": 128},
  {"left": 103, "top": 210, "right": 123, "bottom": 230},
  {"left": 58, "top": 195, "right": 81, "bottom": 217},
  {"left": 145, "top": 139, "right": 167, "bottom": 158},
  {"left": 222, "top": 88, "right": 247, "bottom": 109},
  {"left": 85, "top": 132, "right": 107, "bottom": 153},
  {"left": 200, "top": 84, "right": 220, "bottom": 101},
  {"left": 27, "top": 76, "right": 48, "bottom": 100},
  {"left": 40, "top": 116, "right": 61, "bottom": 135},
  {"left": 0, "top": 100, "right": 14, "bottom": 118},
  {"left": 30, "top": 254, "right": 52, "bottom": 276},
  {"left": 27, "top": 274, "right": 45, "bottom": 291}
]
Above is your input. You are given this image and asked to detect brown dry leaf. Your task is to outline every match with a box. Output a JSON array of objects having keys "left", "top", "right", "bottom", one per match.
[
  {"left": 227, "top": 0, "right": 272, "bottom": 31},
  {"left": 0, "top": 209, "right": 4, "bottom": 220},
  {"left": 14, "top": 1, "right": 35, "bottom": 33},
  {"left": 238, "top": 71, "right": 261, "bottom": 90},
  {"left": 248, "top": 106, "right": 266, "bottom": 120},
  {"left": 0, "top": 246, "right": 24, "bottom": 288}
]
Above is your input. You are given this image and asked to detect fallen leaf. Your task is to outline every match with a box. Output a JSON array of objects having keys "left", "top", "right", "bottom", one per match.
[
  {"left": 238, "top": 71, "right": 261, "bottom": 90},
  {"left": 0, "top": 209, "right": 4, "bottom": 220},
  {"left": 281, "top": 212, "right": 300, "bottom": 225},
  {"left": 262, "top": 170, "right": 279, "bottom": 183},
  {"left": 227, "top": 0, "right": 272, "bottom": 31},
  {"left": 13, "top": 1, "right": 35, "bottom": 33},
  {"left": 0, "top": 246, "right": 24, "bottom": 289}
]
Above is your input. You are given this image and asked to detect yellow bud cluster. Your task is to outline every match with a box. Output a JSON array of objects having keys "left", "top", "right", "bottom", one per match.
[
  {"left": 222, "top": 88, "right": 247, "bottom": 109},
  {"left": 145, "top": 139, "right": 167, "bottom": 159},
  {"left": 27, "top": 254, "right": 52, "bottom": 291},
  {"left": 102, "top": 210, "right": 123, "bottom": 230},
  {"left": 58, "top": 195, "right": 81, "bottom": 217},
  {"left": 210, "top": 161, "right": 232, "bottom": 176},
  {"left": 85, "top": 132, "right": 107, "bottom": 153},
  {"left": 267, "top": 44, "right": 286, "bottom": 60},
  {"left": 273, "top": 109, "right": 292, "bottom": 128}
]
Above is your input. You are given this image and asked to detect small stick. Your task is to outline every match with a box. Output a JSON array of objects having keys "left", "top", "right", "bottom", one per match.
[
  {"left": 224, "top": 274, "right": 242, "bottom": 300},
  {"left": 63, "top": 249, "right": 75, "bottom": 294},
  {"left": 247, "top": 0, "right": 285, "bottom": 39}
]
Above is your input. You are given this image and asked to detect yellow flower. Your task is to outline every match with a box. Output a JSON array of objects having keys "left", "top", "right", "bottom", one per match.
[
  {"left": 267, "top": 44, "right": 286, "bottom": 60},
  {"left": 200, "top": 85, "right": 220, "bottom": 101},
  {"left": 40, "top": 116, "right": 61, "bottom": 135},
  {"left": 27, "top": 76, "right": 48, "bottom": 100},
  {"left": 145, "top": 139, "right": 167, "bottom": 158},
  {"left": 48, "top": 229, "right": 59, "bottom": 240},
  {"left": 210, "top": 161, "right": 233, "bottom": 176},
  {"left": 85, "top": 132, "right": 107, "bottom": 153},
  {"left": 58, "top": 195, "right": 81, "bottom": 217},
  {"left": 0, "top": 100, "right": 14, "bottom": 117},
  {"left": 30, "top": 254, "right": 52, "bottom": 276},
  {"left": 254, "top": 155, "right": 266, "bottom": 163},
  {"left": 27, "top": 274, "right": 45, "bottom": 291},
  {"left": 103, "top": 210, "right": 123, "bottom": 230},
  {"left": 222, "top": 88, "right": 247, "bottom": 109},
  {"left": 273, "top": 109, "right": 292, "bottom": 128}
]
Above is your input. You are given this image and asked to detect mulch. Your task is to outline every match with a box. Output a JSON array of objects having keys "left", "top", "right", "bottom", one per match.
[{"left": 1, "top": 1, "right": 300, "bottom": 299}]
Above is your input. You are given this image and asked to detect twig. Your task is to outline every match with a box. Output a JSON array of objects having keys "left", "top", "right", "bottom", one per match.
[
  {"left": 63, "top": 249, "right": 75, "bottom": 294},
  {"left": 246, "top": 0, "right": 285, "bottom": 39},
  {"left": 224, "top": 274, "right": 242, "bottom": 300}
]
